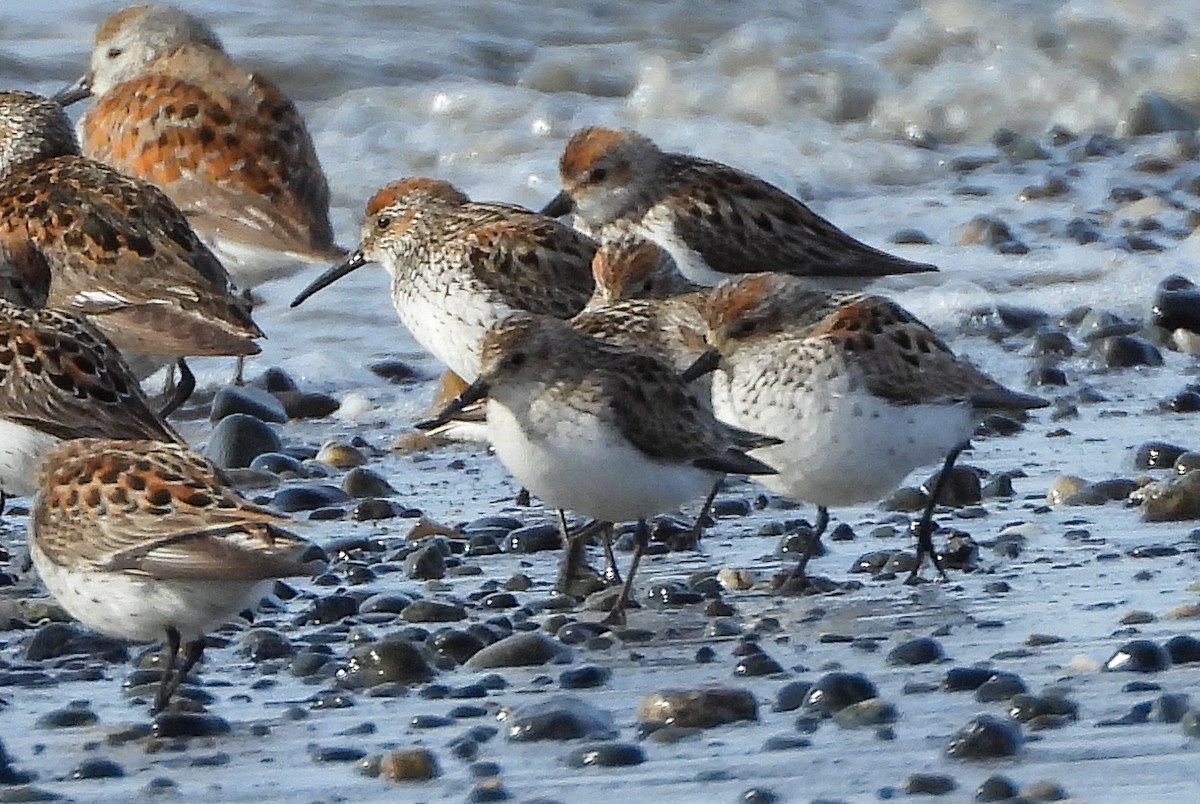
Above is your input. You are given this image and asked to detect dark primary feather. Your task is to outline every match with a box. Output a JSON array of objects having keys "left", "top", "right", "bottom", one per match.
[{"left": 659, "top": 155, "right": 938, "bottom": 278}]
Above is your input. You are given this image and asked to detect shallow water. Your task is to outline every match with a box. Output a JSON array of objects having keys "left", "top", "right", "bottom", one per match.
[{"left": 2, "top": 2, "right": 1200, "bottom": 802}]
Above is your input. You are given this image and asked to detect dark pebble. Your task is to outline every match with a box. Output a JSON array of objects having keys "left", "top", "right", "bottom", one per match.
[
  {"left": 735, "top": 653, "right": 784, "bottom": 677},
  {"left": 1097, "top": 701, "right": 1152, "bottom": 726},
  {"left": 467, "top": 779, "right": 510, "bottom": 802},
  {"left": 945, "top": 715, "right": 1022, "bottom": 759},
  {"left": 248, "top": 452, "right": 305, "bottom": 475},
  {"left": 153, "top": 712, "right": 232, "bottom": 738},
  {"left": 1153, "top": 274, "right": 1200, "bottom": 333},
  {"left": 404, "top": 543, "right": 446, "bottom": 580},
  {"left": 339, "top": 640, "right": 436, "bottom": 688},
  {"left": 887, "top": 637, "right": 945, "bottom": 666},
  {"left": 739, "top": 789, "right": 780, "bottom": 804},
  {"left": 1152, "top": 693, "right": 1191, "bottom": 724},
  {"left": 1097, "top": 335, "right": 1163, "bottom": 368},
  {"left": 1009, "top": 693, "right": 1078, "bottom": 723},
  {"left": 241, "top": 628, "right": 294, "bottom": 661},
  {"left": 25, "top": 622, "right": 127, "bottom": 663},
  {"left": 272, "top": 484, "right": 350, "bottom": 513},
  {"left": 1165, "top": 634, "right": 1200, "bottom": 664},
  {"left": 431, "top": 629, "right": 486, "bottom": 665},
  {"left": 638, "top": 687, "right": 757, "bottom": 728},
  {"left": 774, "top": 680, "right": 813, "bottom": 712},
  {"left": 504, "top": 524, "right": 561, "bottom": 554},
  {"left": 762, "top": 734, "right": 812, "bottom": 751},
  {"left": 368, "top": 359, "right": 423, "bottom": 383},
  {"left": 37, "top": 703, "right": 98, "bottom": 729},
  {"left": 411, "top": 714, "right": 454, "bottom": 729},
  {"left": 942, "top": 667, "right": 993, "bottom": 692},
  {"left": 275, "top": 390, "right": 340, "bottom": 419},
  {"left": 1135, "top": 441, "right": 1190, "bottom": 469},
  {"left": 401, "top": 600, "right": 467, "bottom": 623},
  {"left": 378, "top": 747, "right": 439, "bottom": 780},
  {"left": 505, "top": 696, "right": 615, "bottom": 741},
  {"left": 71, "top": 758, "right": 124, "bottom": 780},
  {"left": 975, "top": 775, "right": 1020, "bottom": 801},
  {"left": 301, "top": 594, "right": 359, "bottom": 625},
  {"left": 903, "top": 773, "right": 957, "bottom": 795},
  {"left": 1105, "top": 639, "right": 1172, "bottom": 672},
  {"left": 559, "top": 665, "right": 611, "bottom": 690},
  {"left": 203, "top": 413, "right": 282, "bottom": 469},
  {"left": 210, "top": 386, "right": 287, "bottom": 423},
  {"left": 564, "top": 742, "right": 644, "bottom": 768},
  {"left": 465, "top": 632, "right": 571, "bottom": 669},
  {"left": 975, "top": 672, "right": 1028, "bottom": 702},
  {"left": 803, "top": 672, "right": 878, "bottom": 716},
  {"left": 311, "top": 746, "right": 366, "bottom": 763}
]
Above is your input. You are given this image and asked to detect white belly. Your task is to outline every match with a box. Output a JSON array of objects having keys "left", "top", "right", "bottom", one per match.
[
  {"left": 486, "top": 399, "right": 716, "bottom": 522},
  {"left": 394, "top": 279, "right": 509, "bottom": 382},
  {"left": 714, "top": 370, "right": 972, "bottom": 507},
  {"left": 0, "top": 420, "right": 60, "bottom": 498},
  {"left": 31, "top": 540, "right": 270, "bottom": 644}
]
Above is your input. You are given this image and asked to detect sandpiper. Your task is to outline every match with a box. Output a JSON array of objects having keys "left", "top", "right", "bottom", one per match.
[
  {"left": 542, "top": 126, "right": 938, "bottom": 287},
  {"left": 704, "top": 273, "right": 1047, "bottom": 585},
  {"left": 0, "top": 90, "right": 261, "bottom": 412},
  {"left": 29, "top": 438, "right": 323, "bottom": 712},
  {"left": 419, "top": 313, "right": 776, "bottom": 623},
  {"left": 56, "top": 3, "right": 343, "bottom": 284}
]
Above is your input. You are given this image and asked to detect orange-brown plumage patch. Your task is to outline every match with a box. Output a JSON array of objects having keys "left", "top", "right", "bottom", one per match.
[
  {"left": 809, "top": 300, "right": 884, "bottom": 338},
  {"left": 592, "top": 237, "right": 660, "bottom": 295},
  {"left": 365, "top": 178, "right": 468, "bottom": 216},
  {"left": 560, "top": 127, "right": 627, "bottom": 180},
  {"left": 706, "top": 273, "right": 774, "bottom": 326}
]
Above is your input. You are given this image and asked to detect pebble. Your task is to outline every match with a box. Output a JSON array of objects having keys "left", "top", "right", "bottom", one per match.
[
  {"left": 271, "top": 484, "right": 351, "bottom": 513},
  {"left": 974, "top": 672, "right": 1027, "bottom": 702},
  {"left": 833, "top": 698, "right": 897, "bottom": 729},
  {"left": 975, "top": 775, "right": 1020, "bottom": 801},
  {"left": 564, "top": 742, "right": 644, "bottom": 768},
  {"left": 71, "top": 758, "right": 124, "bottom": 780},
  {"left": 803, "top": 672, "right": 878, "bottom": 716},
  {"left": 1165, "top": 635, "right": 1200, "bottom": 664},
  {"left": 559, "top": 665, "right": 611, "bottom": 690},
  {"left": 1182, "top": 710, "right": 1200, "bottom": 738},
  {"left": 637, "top": 687, "right": 757, "bottom": 728},
  {"left": 210, "top": 386, "right": 288, "bottom": 423},
  {"left": 401, "top": 600, "right": 467, "bottom": 623},
  {"left": 903, "top": 773, "right": 957, "bottom": 795},
  {"left": 735, "top": 652, "right": 784, "bottom": 677},
  {"left": 341, "top": 466, "right": 396, "bottom": 497},
  {"left": 339, "top": 640, "right": 436, "bottom": 688},
  {"left": 379, "top": 747, "right": 439, "bottom": 781},
  {"left": 275, "top": 390, "right": 340, "bottom": 419},
  {"left": 203, "top": 413, "right": 282, "bottom": 469},
  {"left": 944, "top": 715, "right": 1023, "bottom": 759},
  {"left": 1153, "top": 274, "right": 1200, "bottom": 333},
  {"left": 36, "top": 702, "right": 98, "bottom": 729},
  {"left": 504, "top": 696, "right": 616, "bottom": 741},
  {"left": 241, "top": 628, "right": 294, "bottom": 661},
  {"left": 504, "top": 524, "right": 561, "bottom": 553},
  {"left": 1105, "top": 639, "right": 1172, "bottom": 672},
  {"left": 1151, "top": 693, "right": 1190, "bottom": 724},
  {"left": 152, "top": 712, "right": 232, "bottom": 738},
  {"left": 886, "top": 637, "right": 944, "bottom": 666},
  {"left": 1020, "top": 780, "right": 1069, "bottom": 801},
  {"left": 316, "top": 441, "right": 367, "bottom": 468},
  {"left": 1135, "top": 441, "right": 1190, "bottom": 470},
  {"left": 1138, "top": 473, "right": 1200, "bottom": 521},
  {"left": 404, "top": 542, "right": 446, "bottom": 580},
  {"left": 465, "top": 632, "right": 572, "bottom": 669}
]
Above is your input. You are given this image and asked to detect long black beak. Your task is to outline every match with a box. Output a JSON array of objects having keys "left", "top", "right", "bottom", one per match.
[
  {"left": 414, "top": 377, "right": 490, "bottom": 431},
  {"left": 53, "top": 75, "right": 93, "bottom": 106},
  {"left": 680, "top": 347, "right": 722, "bottom": 384},
  {"left": 290, "top": 250, "right": 368, "bottom": 308},
  {"left": 539, "top": 190, "right": 575, "bottom": 218}
]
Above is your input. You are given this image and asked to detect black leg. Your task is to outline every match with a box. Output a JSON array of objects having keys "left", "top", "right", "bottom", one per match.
[
  {"left": 688, "top": 477, "right": 723, "bottom": 549},
  {"left": 906, "top": 442, "right": 968, "bottom": 583},
  {"left": 153, "top": 626, "right": 182, "bottom": 713},
  {"left": 602, "top": 519, "right": 649, "bottom": 626},
  {"left": 554, "top": 517, "right": 606, "bottom": 594},
  {"left": 786, "top": 505, "right": 830, "bottom": 584},
  {"left": 234, "top": 355, "right": 246, "bottom": 387},
  {"left": 157, "top": 638, "right": 205, "bottom": 712},
  {"left": 158, "top": 358, "right": 196, "bottom": 419}
]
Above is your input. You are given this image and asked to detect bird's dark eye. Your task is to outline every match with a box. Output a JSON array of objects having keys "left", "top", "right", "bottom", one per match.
[
  {"left": 376, "top": 216, "right": 391, "bottom": 230},
  {"left": 106, "top": 47, "right": 124, "bottom": 59},
  {"left": 507, "top": 352, "right": 526, "bottom": 368},
  {"left": 588, "top": 167, "right": 607, "bottom": 183}
]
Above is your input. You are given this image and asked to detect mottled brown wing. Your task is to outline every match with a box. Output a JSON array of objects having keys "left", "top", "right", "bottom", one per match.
[
  {"left": 34, "top": 439, "right": 316, "bottom": 580},
  {"left": 0, "top": 305, "right": 180, "bottom": 442},
  {"left": 464, "top": 211, "right": 597, "bottom": 318},
  {"left": 660, "top": 156, "right": 937, "bottom": 277},
  {"left": 0, "top": 157, "right": 261, "bottom": 356},
  {"left": 81, "top": 72, "right": 338, "bottom": 258},
  {"left": 809, "top": 296, "right": 1044, "bottom": 408},
  {"left": 602, "top": 348, "right": 772, "bottom": 475}
]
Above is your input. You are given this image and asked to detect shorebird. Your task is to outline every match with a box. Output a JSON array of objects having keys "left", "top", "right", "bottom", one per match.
[
  {"left": 542, "top": 126, "right": 938, "bottom": 287},
  {"left": 56, "top": 3, "right": 343, "bottom": 285},
  {"left": 29, "top": 438, "right": 323, "bottom": 712},
  {"left": 0, "top": 90, "right": 261, "bottom": 414},
  {"left": 704, "top": 273, "right": 1047, "bottom": 586},
  {"left": 418, "top": 313, "right": 776, "bottom": 623}
]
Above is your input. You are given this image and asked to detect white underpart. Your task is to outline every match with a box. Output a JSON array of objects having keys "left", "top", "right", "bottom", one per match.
[
  {"left": 393, "top": 275, "right": 507, "bottom": 382},
  {"left": 486, "top": 396, "right": 716, "bottom": 522},
  {"left": 712, "top": 363, "right": 972, "bottom": 508},
  {"left": 31, "top": 540, "right": 271, "bottom": 644},
  {"left": 626, "top": 215, "right": 731, "bottom": 287},
  {"left": 0, "top": 420, "right": 60, "bottom": 498}
]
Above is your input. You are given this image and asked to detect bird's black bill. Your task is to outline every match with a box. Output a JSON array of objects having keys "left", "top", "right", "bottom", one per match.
[
  {"left": 680, "top": 347, "right": 721, "bottom": 384},
  {"left": 52, "top": 75, "right": 92, "bottom": 106},
  {"left": 413, "top": 378, "right": 490, "bottom": 431},
  {"left": 290, "top": 250, "right": 368, "bottom": 308},
  {"left": 539, "top": 190, "right": 575, "bottom": 218}
]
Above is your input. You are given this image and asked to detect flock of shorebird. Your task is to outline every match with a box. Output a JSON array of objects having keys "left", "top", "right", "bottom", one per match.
[{"left": 0, "top": 4, "right": 1047, "bottom": 712}]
